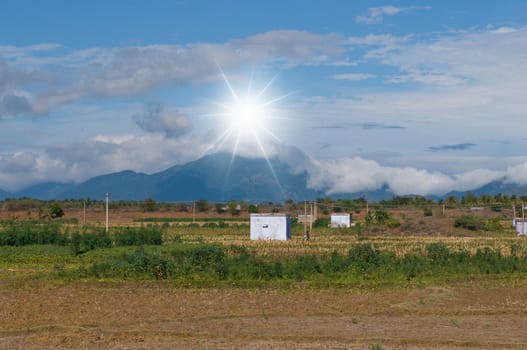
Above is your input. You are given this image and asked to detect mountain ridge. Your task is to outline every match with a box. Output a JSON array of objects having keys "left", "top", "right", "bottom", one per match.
[{"left": 1, "top": 153, "right": 527, "bottom": 202}]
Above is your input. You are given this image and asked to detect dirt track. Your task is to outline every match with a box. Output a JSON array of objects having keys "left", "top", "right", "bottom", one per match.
[{"left": 1, "top": 282, "right": 526, "bottom": 349}]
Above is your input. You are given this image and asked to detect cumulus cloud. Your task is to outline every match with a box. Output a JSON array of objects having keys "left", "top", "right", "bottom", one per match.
[
  {"left": 0, "top": 60, "right": 52, "bottom": 116},
  {"left": 300, "top": 156, "right": 506, "bottom": 196},
  {"left": 504, "top": 163, "right": 527, "bottom": 185},
  {"left": 0, "top": 133, "right": 214, "bottom": 191},
  {"left": 133, "top": 103, "right": 192, "bottom": 138}
]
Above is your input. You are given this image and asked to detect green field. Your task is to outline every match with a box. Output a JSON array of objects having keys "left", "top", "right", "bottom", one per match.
[{"left": 1, "top": 220, "right": 526, "bottom": 289}]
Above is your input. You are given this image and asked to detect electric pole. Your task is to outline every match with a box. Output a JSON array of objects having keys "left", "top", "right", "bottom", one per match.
[{"left": 105, "top": 192, "right": 109, "bottom": 233}]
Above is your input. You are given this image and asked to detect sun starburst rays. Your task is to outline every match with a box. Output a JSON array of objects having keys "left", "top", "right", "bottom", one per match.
[{"left": 196, "top": 68, "right": 289, "bottom": 193}]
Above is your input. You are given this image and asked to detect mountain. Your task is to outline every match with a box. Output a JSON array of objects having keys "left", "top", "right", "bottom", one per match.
[
  {"left": 59, "top": 170, "right": 157, "bottom": 201},
  {"left": 0, "top": 188, "right": 10, "bottom": 201},
  {"left": 445, "top": 181, "right": 527, "bottom": 199},
  {"left": 150, "top": 153, "right": 322, "bottom": 202},
  {"left": 14, "top": 182, "right": 76, "bottom": 199},
  {"left": 2, "top": 153, "right": 527, "bottom": 202},
  {"left": 2, "top": 153, "right": 325, "bottom": 202}
]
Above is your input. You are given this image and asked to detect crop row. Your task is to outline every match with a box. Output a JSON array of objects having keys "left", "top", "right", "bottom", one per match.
[
  {"left": 0, "top": 221, "right": 163, "bottom": 254},
  {"left": 61, "top": 242, "right": 527, "bottom": 286}
]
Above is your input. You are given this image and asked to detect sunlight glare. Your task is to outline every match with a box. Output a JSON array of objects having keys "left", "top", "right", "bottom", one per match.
[{"left": 226, "top": 96, "right": 267, "bottom": 136}]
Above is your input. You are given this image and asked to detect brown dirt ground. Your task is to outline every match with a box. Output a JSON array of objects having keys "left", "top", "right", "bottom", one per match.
[{"left": 1, "top": 281, "right": 526, "bottom": 349}]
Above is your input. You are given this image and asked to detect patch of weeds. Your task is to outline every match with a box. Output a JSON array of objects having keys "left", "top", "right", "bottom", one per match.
[
  {"left": 449, "top": 317, "right": 462, "bottom": 328},
  {"left": 370, "top": 341, "right": 383, "bottom": 350}
]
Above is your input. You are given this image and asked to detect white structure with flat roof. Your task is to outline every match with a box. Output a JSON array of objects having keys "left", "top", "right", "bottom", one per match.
[
  {"left": 330, "top": 213, "right": 351, "bottom": 228},
  {"left": 513, "top": 218, "right": 527, "bottom": 235},
  {"left": 250, "top": 214, "right": 291, "bottom": 240}
]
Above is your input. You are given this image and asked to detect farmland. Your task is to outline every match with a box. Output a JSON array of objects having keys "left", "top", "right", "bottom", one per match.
[{"left": 1, "top": 199, "right": 527, "bottom": 349}]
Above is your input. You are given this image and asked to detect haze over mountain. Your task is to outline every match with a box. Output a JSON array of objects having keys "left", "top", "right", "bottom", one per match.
[
  {"left": 1, "top": 152, "right": 527, "bottom": 203},
  {"left": 0, "top": 153, "right": 321, "bottom": 202}
]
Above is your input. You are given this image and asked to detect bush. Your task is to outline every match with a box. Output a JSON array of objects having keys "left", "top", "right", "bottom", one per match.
[
  {"left": 348, "top": 244, "right": 382, "bottom": 271},
  {"left": 426, "top": 242, "right": 450, "bottom": 265},
  {"left": 454, "top": 215, "right": 485, "bottom": 231},
  {"left": 0, "top": 221, "right": 68, "bottom": 246},
  {"left": 87, "top": 248, "right": 175, "bottom": 279},
  {"left": 313, "top": 218, "right": 330, "bottom": 228},
  {"left": 385, "top": 218, "right": 401, "bottom": 228},
  {"left": 113, "top": 226, "right": 163, "bottom": 246},
  {"left": 49, "top": 203, "right": 64, "bottom": 219}
]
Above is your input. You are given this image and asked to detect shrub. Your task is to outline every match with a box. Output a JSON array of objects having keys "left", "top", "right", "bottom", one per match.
[
  {"left": 454, "top": 215, "right": 485, "bottom": 231},
  {"left": 0, "top": 221, "right": 68, "bottom": 246},
  {"left": 385, "top": 218, "right": 401, "bottom": 228},
  {"left": 348, "top": 244, "right": 382, "bottom": 271},
  {"left": 401, "top": 254, "right": 426, "bottom": 279},
  {"left": 313, "top": 218, "right": 329, "bottom": 228},
  {"left": 113, "top": 226, "right": 163, "bottom": 246},
  {"left": 426, "top": 242, "right": 450, "bottom": 265}
]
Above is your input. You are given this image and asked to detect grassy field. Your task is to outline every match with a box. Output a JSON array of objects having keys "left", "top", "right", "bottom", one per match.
[{"left": 1, "top": 210, "right": 527, "bottom": 349}]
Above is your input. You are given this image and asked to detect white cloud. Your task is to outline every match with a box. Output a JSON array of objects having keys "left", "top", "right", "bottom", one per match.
[
  {"left": 331, "top": 73, "right": 375, "bottom": 81},
  {"left": 504, "top": 163, "right": 527, "bottom": 185},
  {"left": 0, "top": 134, "right": 212, "bottom": 191},
  {"left": 301, "top": 156, "right": 506, "bottom": 196},
  {"left": 0, "top": 31, "right": 347, "bottom": 117},
  {"left": 356, "top": 6, "right": 407, "bottom": 24},
  {"left": 133, "top": 103, "right": 192, "bottom": 138}
]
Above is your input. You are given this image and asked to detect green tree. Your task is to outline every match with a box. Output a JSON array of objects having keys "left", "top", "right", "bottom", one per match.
[
  {"left": 227, "top": 200, "right": 240, "bottom": 215},
  {"left": 195, "top": 200, "right": 209, "bottom": 212},
  {"left": 49, "top": 203, "right": 64, "bottom": 219},
  {"left": 141, "top": 198, "right": 157, "bottom": 212}
]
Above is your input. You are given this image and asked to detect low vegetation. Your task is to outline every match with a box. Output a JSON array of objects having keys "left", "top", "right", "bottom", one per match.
[
  {"left": 1, "top": 193, "right": 526, "bottom": 289},
  {"left": 0, "top": 218, "right": 525, "bottom": 288}
]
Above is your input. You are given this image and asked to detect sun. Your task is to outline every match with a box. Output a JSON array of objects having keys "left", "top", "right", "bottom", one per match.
[
  {"left": 197, "top": 67, "right": 291, "bottom": 192},
  {"left": 225, "top": 95, "right": 268, "bottom": 137},
  {"left": 210, "top": 68, "right": 287, "bottom": 155}
]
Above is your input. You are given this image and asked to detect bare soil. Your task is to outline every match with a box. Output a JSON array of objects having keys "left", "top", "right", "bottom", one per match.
[{"left": 1, "top": 281, "right": 526, "bottom": 349}]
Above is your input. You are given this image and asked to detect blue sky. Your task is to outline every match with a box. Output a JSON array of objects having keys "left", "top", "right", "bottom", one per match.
[{"left": 1, "top": 1, "right": 527, "bottom": 196}]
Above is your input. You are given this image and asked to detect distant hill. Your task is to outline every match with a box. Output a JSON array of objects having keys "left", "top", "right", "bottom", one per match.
[
  {"left": 445, "top": 181, "right": 527, "bottom": 199},
  {"left": 1, "top": 153, "right": 527, "bottom": 202},
  {"left": 0, "top": 188, "right": 10, "bottom": 200},
  {"left": 0, "top": 153, "right": 325, "bottom": 202},
  {"left": 14, "top": 182, "right": 76, "bottom": 200}
]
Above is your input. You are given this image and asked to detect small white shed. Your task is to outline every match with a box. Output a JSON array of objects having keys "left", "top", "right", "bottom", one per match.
[
  {"left": 330, "top": 213, "right": 351, "bottom": 228},
  {"left": 513, "top": 218, "right": 527, "bottom": 236},
  {"left": 250, "top": 214, "right": 291, "bottom": 240}
]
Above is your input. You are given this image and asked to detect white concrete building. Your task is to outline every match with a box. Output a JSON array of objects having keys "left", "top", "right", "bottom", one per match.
[
  {"left": 250, "top": 214, "right": 291, "bottom": 240},
  {"left": 513, "top": 218, "right": 527, "bottom": 236},
  {"left": 330, "top": 213, "right": 351, "bottom": 228}
]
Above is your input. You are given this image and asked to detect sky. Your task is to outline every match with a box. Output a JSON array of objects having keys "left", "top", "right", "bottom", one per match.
[{"left": 1, "top": 0, "right": 527, "bottom": 196}]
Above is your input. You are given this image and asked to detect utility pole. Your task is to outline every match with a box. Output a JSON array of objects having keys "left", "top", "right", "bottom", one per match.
[
  {"left": 83, "top": 199, "right": 86, "bottom": 225},
  {"left": 303, "top": 200, "right": 308, "bottom": 240},
  {"left": 309, "top": 200, "right": 313, "bottom": 239},
  {"left": 105, "top": 192, "right": 109, "bottom": 233},
  {"left": 192, "top": 200, "right": 196, "bottom": 223}
]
